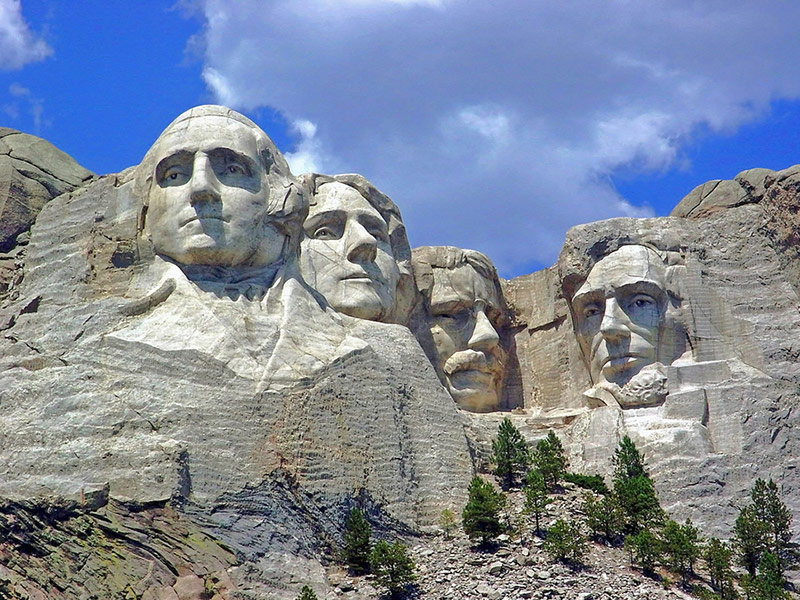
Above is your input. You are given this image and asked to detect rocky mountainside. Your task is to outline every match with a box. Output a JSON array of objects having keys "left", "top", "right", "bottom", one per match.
[{"left": 1, "top": 114, "right": 799, "bottom": 599}]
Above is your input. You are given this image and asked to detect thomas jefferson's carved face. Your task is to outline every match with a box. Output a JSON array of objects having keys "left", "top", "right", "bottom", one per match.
[
  {"left": 571, "top": 245, "right": 668, "bottom": 388},
  {"left": 146, "top": 116, "right": 285, "bottom": 267},
  {"left": 428, "top": 264, "right": 505, "bottom": 412},
  {"left": 300, "top": 182, "right": 401, "bottom": 321}
]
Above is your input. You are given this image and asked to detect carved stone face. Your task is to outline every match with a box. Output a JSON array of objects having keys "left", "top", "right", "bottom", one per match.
[
  {"left": 300, "top": 182, "right": 401, "bottom": 321},
  {"left": 145, "top": 115, "right": 285, "bottom": 267},
  {"left": 571, "top": 245, "right": 669, "bottom": 388},
  {"left": 428, "top": 264, "right": 506, "bottom": 412}
]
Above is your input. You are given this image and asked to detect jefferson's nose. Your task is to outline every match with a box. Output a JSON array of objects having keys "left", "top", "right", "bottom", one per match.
[
  {"left": 190, "top": 153, "right": 221, "bottom": 205},
  {"left": 600, "top": 298, "right": 630, "bottom": 341},
  {"left": 345, "top": 221, "right": 378, "bottom": 263},
  {"left": 468, "top": 305, "right": 500, "bottom": 351}
]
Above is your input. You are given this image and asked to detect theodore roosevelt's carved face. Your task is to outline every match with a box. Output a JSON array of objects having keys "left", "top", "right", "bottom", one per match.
[
  {"left": 428, "top": 262, "right": 506, "bottom": 412},
  {"left": 145, "top": 114, "right": 284, "bottom": 267},
  {"left": 571, "top": 245, "right": 669, "bottom": 388},
  {"left": 300, "top": 182, "right": 401, "bottom": 321}
]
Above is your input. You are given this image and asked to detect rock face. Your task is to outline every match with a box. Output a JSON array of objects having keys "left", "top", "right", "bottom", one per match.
[
  {"left": 0, "top": 128, "right": 94, "bottom": 302},
  {"left": 504, "top": 164, "right": 800, "bottom": 537},
  {"left": 0, "top": 110, "right": 472, "bottom": 598},
  {"left": 3, "top": 110, "right": 800, "bottom": 596}
]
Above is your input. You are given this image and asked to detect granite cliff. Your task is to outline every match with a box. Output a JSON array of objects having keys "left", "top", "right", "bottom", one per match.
[{"left": 1, "top": 108, "right": 798, "bottom": 598}]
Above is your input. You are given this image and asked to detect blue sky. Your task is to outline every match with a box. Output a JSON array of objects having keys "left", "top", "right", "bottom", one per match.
[{"left": 3, "top": 0, "right": 800, "bottom": 278}]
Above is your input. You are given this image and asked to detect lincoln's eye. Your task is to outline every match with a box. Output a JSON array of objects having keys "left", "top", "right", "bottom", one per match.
[
  {"left": 169, "top": 173, "right": 179, "bottom": 180},
  {"left": 228, "top": 164, "right": 244, "bottom": 174}
]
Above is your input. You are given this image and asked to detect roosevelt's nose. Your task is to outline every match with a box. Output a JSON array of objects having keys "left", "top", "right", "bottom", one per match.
[
  {"left": 345, "top": 221, "right": 378, "bottom": 263},
  {"left": 600, "top": 298, "right": 630, "bottom": 341},
  {"left": 190, "top": 153, "right": 221, "bottom": 205},
  {"left": 468, "top": 304, "right": 500, "bottom": 351}
]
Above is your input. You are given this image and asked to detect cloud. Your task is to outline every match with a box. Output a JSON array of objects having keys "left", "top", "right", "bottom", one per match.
[
  {"left": 284, "top": 119, "right": 335, "bottom": 175},
  {"left": 195, "top": 0, "right": 800, "bottom": 274},
  {"left": 4, "top": 83, "right": 46, "bottom": 133},
  {"left": 0, "top": 0, "right": 52, "bottom": 71}
]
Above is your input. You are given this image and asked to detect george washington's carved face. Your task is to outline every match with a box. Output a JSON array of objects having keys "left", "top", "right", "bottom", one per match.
[
  {"left": 145, "top": 114, "right": 285, "bottom": 268},
  {"left": 571, "top": 245, "right": 669, "bottom": 388}
]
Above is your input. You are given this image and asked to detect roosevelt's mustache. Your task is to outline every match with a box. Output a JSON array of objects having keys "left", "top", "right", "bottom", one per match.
[{"left": 443, "top": 349, "right": 501, "bottom": 376}]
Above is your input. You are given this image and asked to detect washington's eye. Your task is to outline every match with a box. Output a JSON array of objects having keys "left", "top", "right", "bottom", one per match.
[
  {"left": 161, "top": 166, "right": 188, "bottom": 184},
  {"left": 169, "top": 172, "right": 179, "bottom": 180}
]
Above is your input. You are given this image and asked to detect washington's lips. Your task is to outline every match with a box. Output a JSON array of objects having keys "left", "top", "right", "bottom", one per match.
[{"left": 600, "top": 353, "right": 648, "bottom": 371}]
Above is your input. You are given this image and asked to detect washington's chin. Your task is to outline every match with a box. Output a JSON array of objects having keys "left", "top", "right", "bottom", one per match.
[{"left": 447, "top": 371, "right": 501, "bottom": 412}]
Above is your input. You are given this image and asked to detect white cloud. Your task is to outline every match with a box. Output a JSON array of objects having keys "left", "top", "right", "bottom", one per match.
[
  {"left": 284, "top": 118, "right": 332, "bottom": 175},
  {"left": 195, "top": 0, "right": 800, "bottom": 274},
  {"left": 0, "top": 0, "right": 52, "bottom": 71},
  {"left": 4, "top": 83, "right": 45, "bottom": 133}
]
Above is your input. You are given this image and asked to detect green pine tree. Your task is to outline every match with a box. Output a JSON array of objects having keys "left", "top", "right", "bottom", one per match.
[
  {"left": 296, "top": 585, "right": 319, "bottom": 600},
  {"left": 532, "top": 430, "right": 568, "bottom": 490},
  {"left": 611, "top": 436, "right": 663, "bottom": 533},
  {"left": 751, "top": 479, "right": 794, "bottom": 575},
  {"left": 523, "top": 470, "right": 550, "bottom": 537},
  {"left": 735, "top": 504, "right": 770, "bottom": 577},
  {"left": 625, "top": 527, "right": 661, "bottom": 575},
  {"left": 492, "top": 418, "right": 530, "bottom": 489},
  {"left": 344, "top": 507, "right": 372, "bottom": 574},
  {"left": 462, "top": 476, "right": 506, "bottom": 544},
  {"left": 582, "top": 492, "right": 625, "bottom": 545},
  {"left": 612, "top": 435, "right": 648, "bottom": 480},
  {"left": 369, "top": 539, "right": 416, "bottom": 599},
  {"left": 660, "top": 519, "right": 700, "bottom": 585},
  {"left": 704, "top": 538, "right": 737, "bottom": 600},
  {"left": 742, "top": 552, "right": 790, "bottom": 600},
  {"left": 543, "top": 518, "right": 588, "bottom": 565}
]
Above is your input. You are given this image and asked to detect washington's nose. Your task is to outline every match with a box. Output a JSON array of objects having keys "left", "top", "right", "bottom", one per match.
[
  {"left": 600, "top": 298, "right": 629, "bottom": 341},
  {"left": 189, "top": 153, "right": 221, "bottom": 205},
  {"left": 346, "top": 221, "right": 378, "bottom": 263},
  {"left": 468, "top": 306, "right": 500, "bottom": 351}
]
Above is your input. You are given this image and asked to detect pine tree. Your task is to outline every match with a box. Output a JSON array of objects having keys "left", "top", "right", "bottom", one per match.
[
  {"left": 624, "top": 527, "right": 661, "bottom": 575},
  {"left": 523, "top": 470, "right": 550, "bottom": 537},
  {"left": 660, "top": 519, "right": 700, "bottom": 585},
  {"left": 611, "top": 436, "right": 663, "bottom": 533},
  {"left": 612, "top": 435, "right": 648, "bottom": 481},
  {"left": 704, "top": 538, "right": 737, "bottom": 600},
  {"left": 543, "top": 518, "right": 588, "bottom": 565},
  {"left": 751, "top": 479, "right": 793, "bottom": 575},
  {"left": 532, "top": 430, "right": 568, "bottom": 490},
  {"left": 344, "top": 507, "right": 372, "bottom": 574},
  {"left": 492, "top": 418, "right": 530, "bottom": 489},
  {"left": 582, "top": 492, "right": 625, "bottom": 545},
  {"left": 734, "top": 479, "right": 794, "bottom": 578},
  {"left": 296, "top": 585, "right": 319, "bottom": 600},
  {"left": 439, "top": 508, "right": 458, "bottom": 539},
  {"left": 742, "top": 552, "right": 790, "bottom": 600},
  {"left": 369, "top": 539, "right": 416, "bottom": 599},
  {"left": 462, "top": 476, "right": 506, "bottom": 544},
  {"left": 735, "top": 504, "right": 770, "bottom": 577}
]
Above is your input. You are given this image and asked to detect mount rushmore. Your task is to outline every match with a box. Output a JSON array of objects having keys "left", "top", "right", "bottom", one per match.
[{"left": 0, "top": 105, "right": 799, "bottom": 597}]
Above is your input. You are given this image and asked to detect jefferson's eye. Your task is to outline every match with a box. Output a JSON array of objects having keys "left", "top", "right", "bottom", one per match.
[{"left": 313, "top": 227, "right": 337, "bottom": 240}]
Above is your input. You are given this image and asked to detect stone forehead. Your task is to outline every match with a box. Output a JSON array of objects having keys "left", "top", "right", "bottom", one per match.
[
  {"left": 581, "top": 245, "right": 667, "bottom": 291},
  {"left": 430, "top": 263, "right": 501, "bottom": 307},
  {"left": 309, "top": 181, "right": 383, "bottom": 218}
]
